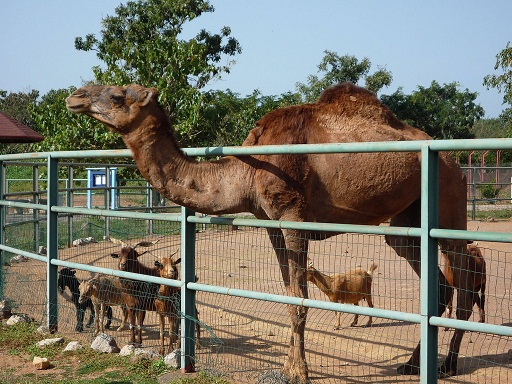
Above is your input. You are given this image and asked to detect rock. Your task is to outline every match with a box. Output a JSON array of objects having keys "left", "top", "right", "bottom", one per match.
[
  {"left": 33, "top": 356, "right": 50, "bottom": 370},
  {"left": 36, "top": 325, "right": 51, "bottom": 335},
  {"left": 38, "top": 337, "right": 64, "bottom": 347},
  {"left": 133, "top": 348, "right": 160, "bottom": 360},
  {"left": 72, "top": 237, "right": 97, "bottom": 246},
  {"left": 164, "top": 349, "right": 181, "bottom": 369},
  {"left": 91, "top": 333, "right": 120, "bottom": 353},
  {"left": 11, "top": 255, "right": 29, "bottom": 263},
  {"left": 119, "top": 344, "right": 136, "bottom": 356},
  {"left": 0, "top": 300, "right": 12, "bottom": 320},
  {"left": 63, "top": 341, "right": 83, "bottom": 351},
  {"left": 6, "top": 314, "right": 31, "bottom": 325}
]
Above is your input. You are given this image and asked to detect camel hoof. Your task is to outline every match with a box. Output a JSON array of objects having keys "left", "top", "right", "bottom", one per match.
[
  {"left": 438, "top": 363, "right": 457, "bottom": 378},
  {"left": 397, "top": 362, "right": 419, "bottom": 375},
  {"left": 105, "top": 323, "right": 111, "bottom": 330},
  {"left": 283, "top": 358, "right": 308, "bottom": 384},
  {"left": 75, "top": 325, "right": 84, "bottom": 332}
]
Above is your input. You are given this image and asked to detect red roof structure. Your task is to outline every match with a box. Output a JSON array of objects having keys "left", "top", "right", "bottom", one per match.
[{"left": 0, "top": 112, "right": 44, "bottom": 143}]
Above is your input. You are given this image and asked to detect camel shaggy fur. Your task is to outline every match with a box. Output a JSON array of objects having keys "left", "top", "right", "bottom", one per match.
[{"left": 66, "top": 82, "right": 473, "bottom": 381}]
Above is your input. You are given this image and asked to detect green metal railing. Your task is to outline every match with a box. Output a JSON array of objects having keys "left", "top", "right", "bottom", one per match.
[{"left": 1, "top": 138, "right": 512, "bottom": 382}]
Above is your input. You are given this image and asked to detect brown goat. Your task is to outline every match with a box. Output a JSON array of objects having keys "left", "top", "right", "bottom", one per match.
[
  {"left": 78, "top": 275, "right": 129, "bottom": 335},
  {"left": 153, "top": 256, "right": 199, "bottom": 355},
  {"left": 307, "top": 261, "right": 378, "bottom": 329},
  {"left": 443, "top": 243, "right": 486, "bottom": 327},
  {"left": 110, "top": 242, "right": 162, "bottom": 346}
]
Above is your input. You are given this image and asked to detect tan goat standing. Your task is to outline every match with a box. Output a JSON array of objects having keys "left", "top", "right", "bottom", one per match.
[{"left": 307, "top": 261, "right": 378, "bottom": 329}]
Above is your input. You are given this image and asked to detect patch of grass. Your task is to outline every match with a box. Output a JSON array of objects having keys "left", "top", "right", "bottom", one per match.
[
  {"left": 0, "top": 320, "right": 171, "bottom": 384},
  {"left": 469, "top": 209, "right": 512, "bottom": 220},
  {"left": 168, "top": 371, "right": 232, "bottom": 384}
]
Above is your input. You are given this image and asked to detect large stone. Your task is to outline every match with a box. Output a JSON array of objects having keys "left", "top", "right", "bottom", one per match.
[
  {"left": 6, "top": 314, "right": 31, "bottom": 325},
  {"left": 33, "top": 356, "right": 50, "bottom": 370},
  {"left": 36, "top": 325, "right": 51, "bottom": 335},
  {"left": 163, "top": 349, "right": 181, "bottom": 369},
  {"left": 37, "top": 337, "right": 64, "bottom": 347},
  {"left": 63, "top": 341, "right": 83, "bottom": 351},
  {"left": 91, "top": 333, "right": 120, "bottom": 353},
  {"left": 119, "top": 344, "right": 136, "bottom": 356}
]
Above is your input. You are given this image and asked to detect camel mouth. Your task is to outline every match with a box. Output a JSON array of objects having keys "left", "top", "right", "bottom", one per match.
[{"left": 65, "top": 97, "right": 89, "bottom": 113}]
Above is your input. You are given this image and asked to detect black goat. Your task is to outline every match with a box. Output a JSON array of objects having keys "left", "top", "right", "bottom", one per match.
[{"left": 58, "top": 268, "right": 112, "bottom": 332}]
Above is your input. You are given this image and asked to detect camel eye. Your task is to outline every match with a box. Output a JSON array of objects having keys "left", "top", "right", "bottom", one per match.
[{"left": 110, "top": 94, "right": 124, "bottom": 105}]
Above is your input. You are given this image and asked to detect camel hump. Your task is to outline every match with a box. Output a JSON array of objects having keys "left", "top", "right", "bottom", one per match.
[
  {"left": 317, "top": 82, "right": 376, "bottom": 104},
  {"left": 317, "top": 82, "right": 403, "bottom": 126}
]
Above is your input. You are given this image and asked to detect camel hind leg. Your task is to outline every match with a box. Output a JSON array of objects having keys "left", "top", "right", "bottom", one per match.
[{"left": 385, "top": 200, "right": 463, "bottom": 376}]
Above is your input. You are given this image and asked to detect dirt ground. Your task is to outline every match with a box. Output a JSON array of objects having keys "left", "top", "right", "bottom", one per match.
[{"left": 2, "top": 219, "right": 512, "bottom": 383}]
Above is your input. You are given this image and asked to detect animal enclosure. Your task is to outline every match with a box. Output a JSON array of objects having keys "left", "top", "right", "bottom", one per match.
[{"left": 1, "top": 142, "right": 512, "bottom": 383}]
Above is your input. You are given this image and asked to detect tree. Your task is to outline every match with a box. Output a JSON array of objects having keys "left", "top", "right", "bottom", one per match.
[
  {"left": 381, "top": 81, "right": 484, "bottom": 139},
  {"left": 75, "top": 0, "right": 241, "bottom": 143},
  {"left": 0, "top": 89, "right": 40, "bottom": 155},
  {"left": 295, "top": 51, "right": 393, "bottom": 102},
  {"left": 194, "top": 90, "right": 301, "bottom": 147},
  {"left": 483, "top": 41, "right": 512, "bottom": 131}
]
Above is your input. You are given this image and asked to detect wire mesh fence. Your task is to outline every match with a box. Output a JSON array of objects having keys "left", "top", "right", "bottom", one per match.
[{"left": 3, "top": 213, "right": 512, "bottom": 383}]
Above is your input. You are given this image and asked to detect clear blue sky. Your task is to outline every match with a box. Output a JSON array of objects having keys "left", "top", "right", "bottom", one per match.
[{"left": 1, "top": 0, "right": 510, "bottom": 118}]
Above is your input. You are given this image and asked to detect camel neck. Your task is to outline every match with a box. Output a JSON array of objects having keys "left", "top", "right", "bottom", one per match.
[{"left": 122, "top": 115, "right": 254, "bottom": 215}]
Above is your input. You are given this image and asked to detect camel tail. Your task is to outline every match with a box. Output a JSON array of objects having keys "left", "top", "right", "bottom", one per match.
[{"left": 367, "top": 262, "right": 378, "bottom": 276}]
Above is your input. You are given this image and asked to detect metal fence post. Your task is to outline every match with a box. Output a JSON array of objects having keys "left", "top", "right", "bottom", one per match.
[
  {"left": 180, "top": 206, "right": 197, "bottom": 372},
  {"left": 47, "top": 155, "right": 59, "bottom": 332},
  {"left": 420, "top": 144, "right": 439, "bottom": 383},
  {"left": 0, "top": 161, "right": 5, "bottom": 299}
]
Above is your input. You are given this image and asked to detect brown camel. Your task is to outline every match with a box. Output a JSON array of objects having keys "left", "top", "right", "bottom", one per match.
[{"left": 66, "top": 82, "right": 475, "bottom": 382}]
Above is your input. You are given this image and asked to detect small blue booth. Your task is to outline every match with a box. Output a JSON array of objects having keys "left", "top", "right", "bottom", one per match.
[{"left": 86, "top": 168, "right": 117, "bottom": 209}]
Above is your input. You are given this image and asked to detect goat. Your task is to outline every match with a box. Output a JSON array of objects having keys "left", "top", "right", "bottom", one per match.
[
  {"left": 77, "top": 275, "right": 129, "bottom": 336},
  {"left": 154, "top": 257, "right": 201, "bottom": 354},
  {"left": 58, "top": 267, "right": 112, "bottom": 332},
  {"left": 109, "top": 237, "right": 165, "bottom": 346},
  {"left": 443, "top": 242, "right": 486, "bottom": 328},
  {"left": 306, "top": 261, "right": 378, "bottom": 329}
]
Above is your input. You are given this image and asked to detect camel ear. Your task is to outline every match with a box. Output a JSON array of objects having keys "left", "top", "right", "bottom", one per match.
[
  {"left": 139, "top": 88, "right": 157, "bottom": 106},
  {"left": 154, "top": 260, "right": 163, "bottom": 268},
  {"left": 174, "top": 258, "right": 181, "bottom": 265}
]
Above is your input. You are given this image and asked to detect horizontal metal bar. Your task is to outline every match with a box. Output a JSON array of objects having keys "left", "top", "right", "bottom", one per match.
[
  {"left": 430, "top": 316, "right": 512, "bottom": 336},
  {"left": 52, "top": 206, "right": 181, "bottom": 221},
  {"left": 50, "top": 259, "right": 182, "bottom": 288},
  {"left": 189, "top": 215, "right": 422, "bottom": 237},
  {"left": 0, "top": 201, "right": 48, "bottom": 211},
  {"left": 0, "top": 245, "right": 47, "bottom": 262},
  {"left": 3, "top": 138, "right": 512, "bottom": 162},
  {"left": 188, "top": 282, "right": 421, "bottom": 323},
  {"left": 430, "top": 228, "right": 512, "bottom": 243}
]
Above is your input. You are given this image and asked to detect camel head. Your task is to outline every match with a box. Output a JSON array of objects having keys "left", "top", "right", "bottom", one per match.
[{"left": 65, "top": 84, "right": 158, "bottom": 133}]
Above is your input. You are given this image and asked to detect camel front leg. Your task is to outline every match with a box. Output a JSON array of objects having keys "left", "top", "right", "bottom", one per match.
[{"left": 267, "top": 227, "right": 309, "bottom": 383}]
